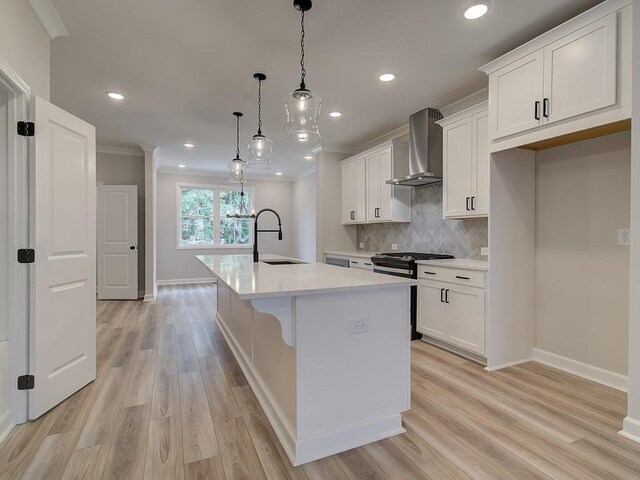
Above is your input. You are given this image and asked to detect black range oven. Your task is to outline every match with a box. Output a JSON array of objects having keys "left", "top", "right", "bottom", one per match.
[{"left": 371, "top": 252, "right": 454, "bottom": 340}]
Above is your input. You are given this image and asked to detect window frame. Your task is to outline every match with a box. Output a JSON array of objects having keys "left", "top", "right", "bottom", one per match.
[{"left": 176, "top": 183, "right": 255, "bottom": 250}]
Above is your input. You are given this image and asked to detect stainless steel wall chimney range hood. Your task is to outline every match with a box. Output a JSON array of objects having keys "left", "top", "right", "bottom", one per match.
[{"left": 387, "top": 107, "right": 443, "bottom": 187}]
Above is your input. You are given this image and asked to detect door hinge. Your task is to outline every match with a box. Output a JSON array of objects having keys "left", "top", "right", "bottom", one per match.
[
  {"left": 17, "top": 375, "right": 35, "bottom": 390},
  {"left": 17, "top": 121, "right": 35, "bottom": 137},
  {"left": 17, "top": 248, "right": 35, "bottom": 264}
]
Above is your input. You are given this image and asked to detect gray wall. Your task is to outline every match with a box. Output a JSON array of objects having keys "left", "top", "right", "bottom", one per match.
[
  {"left": 357, "top": 184, "right": 488, "bottom": 258},
  {"left": 96, "top": 152, "right": 146, "bottom": 294},
  {"left": 157, "top": 172, "right": 294, "bottom": 282},
  {"left": 292, "top": 172, "right": 316, "bottom": 262},
  {"left": 535, "top": 132, "right": 631, "bottom": 375}
]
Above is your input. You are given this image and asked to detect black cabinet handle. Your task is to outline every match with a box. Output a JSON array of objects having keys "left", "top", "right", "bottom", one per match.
[
  {"left": 471, "top": 196, "right": 476, "bottom": 211},
  {"left": 534, "top": 100, "right": 541, "bottom": 120},
  {"left": 543, "top": 98, "right": 549, "bottom": 118},
  {"left": 445, "top": 289, "right": 450, "bottom": 303},
  {"left": 456, "top": 275, "right": 470, "bottom": 280},
  {"left": 466, "top": 197, "right": 470, "bottom": 211},
  {"left": 440, "top": 288, "right": 445, "bottom": 303},
  {"left": 423, "top": 271, "right": 436, "bottom": 275},
  {"left": 351, "top": 261, "right": 359, "bottom": 264},
  {"left": 364, "top": 262, "right": 372, "bottom": 266}
]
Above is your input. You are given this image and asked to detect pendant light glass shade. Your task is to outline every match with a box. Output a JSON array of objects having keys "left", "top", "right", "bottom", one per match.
[
  {"left": 247, "top": 73, "right": 273, "bottom": 169},
  {"left": 228, "top": 112, "right": 246, "bottom": 184},
  {"left": 286, "top": 0, "right": 321, "bottom": 144}
]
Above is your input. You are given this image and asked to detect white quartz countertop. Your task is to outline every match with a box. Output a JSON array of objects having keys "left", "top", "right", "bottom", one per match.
[
  {"left": 324, "top": 250, "right": 379, "bottom": 259},
  {"left": 196, "top": 254, "right": 416, "bottom": 300},
  {"left": 415, "top": 258, "right": 489, "bottom": 271}
]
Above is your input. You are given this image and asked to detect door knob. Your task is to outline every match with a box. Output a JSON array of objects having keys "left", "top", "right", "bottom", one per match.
[{"left": 129, "top": 245, "right": 136, "bottom": 250}]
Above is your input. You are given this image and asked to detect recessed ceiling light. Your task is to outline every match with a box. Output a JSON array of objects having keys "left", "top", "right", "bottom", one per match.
[
  {"left": 275, "top": 172, "right": 283, "bottom": 176},
  {"left": 464, "top": 2, "right": 490, "bottom": 20},
  {"left": 329, "top": 111, "right": 342, "bottom": 118},
  {"left": 183, "top": 143, "right": 195, "bottom": 148},
  {"left": 178, "top": 164, "right": 186, "bottom": 168},
  {"left": 304, "top": 155, "right": 313, "bottom": 160},
  {"left": 379, "top": 73, "right": 395, "bottom": 82},
  {"left": 106, "top": 91, "right": 124, "bottom": 100}
]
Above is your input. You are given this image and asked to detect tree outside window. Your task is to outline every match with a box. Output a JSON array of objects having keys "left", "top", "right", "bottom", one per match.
[{"left": 178, "top": 184, "right": 253, "bottom": 248}]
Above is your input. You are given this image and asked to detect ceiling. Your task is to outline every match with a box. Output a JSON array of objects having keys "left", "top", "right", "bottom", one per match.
[{"left": 50, "top": 0, "right": 604, "bottom": 178}]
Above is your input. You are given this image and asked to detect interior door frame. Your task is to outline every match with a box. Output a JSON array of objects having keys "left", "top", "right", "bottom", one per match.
[{"left": 0, "top": 57, "right": 31, "bottom": 425}]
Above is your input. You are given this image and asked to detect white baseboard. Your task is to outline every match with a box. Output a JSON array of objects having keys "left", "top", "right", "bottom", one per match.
[
  {"left": 484, "top": 357, "right": 533, "bottom": 372},
  {"left": 532, "top": 348, "right": 628, "bottom": 392},
  {"left": 619, "top": 417, "right": 640, "bottom": 444},
  {"left": 0, "top": 409, "right": 14, "bottom": 445},
  {"left": 143, "top": 285, "right": 158, "bottom": 302},
  {"left": 157, "top": 277, "right": 216, "bottom": 286}
]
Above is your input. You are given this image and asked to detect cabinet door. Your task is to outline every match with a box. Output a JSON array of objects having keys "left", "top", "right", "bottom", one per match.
[
  {"left": 354, "top": 158, "right": 367, "bottom": 222},
  {"left": 443, "top": 118, "right": 473, "bottom": 218},
  {"left": 417, "top": 281, "right": 447, "bottom": 340},
  {"left": 447, "top": 286, "right": 485, "bottom": 355},
  {"left": 377, "top": 147, "right": 393, "bottom": 221},
  {"left": 543, "top": 14, "right": 617, "bottom": 125},
  {"left": 365, "top": 152, "right": 381, "bottom": 222},
  {"left": 341, "top": 163, "right": 355, "bottom": 224},
  {"left": 472, "top": 112, "right": 489, "bottom": 216},
  {"left": 489, "top": 50, "right": 544, "bottom": 140}
]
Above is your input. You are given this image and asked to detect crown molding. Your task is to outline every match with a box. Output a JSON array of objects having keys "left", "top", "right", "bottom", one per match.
[
  {"left": 0, "top": 57, "right": 30, "bottom": 95},
  {"left": 311, "top": 143, "right": 356, "bottom": 155},
  {"left": 295, "top": 166, "right": 316, "bottom": 180},
  {"left": 355, "top": 123, "right": 410, "bottom": 153},
  {"left": 97, "top": 145, "right": 144, "bottom": 157},
  {"left": 138, "top": 143, "right": 159, "bottom": 153},
  {"left": 156, "top": 166, "right": 295, "bottom": 182},
  {"left": 28, "top": 0, "right": 69, "bottom": 39}
]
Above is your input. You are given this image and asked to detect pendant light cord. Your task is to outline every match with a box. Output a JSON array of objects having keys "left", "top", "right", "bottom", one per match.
[
  {"left": 235, "top": 114, "right": 240, "bottom": 160},
  {"left": 257, "top": 78, "right": 263, "bottom": 136},
  {"left": 300, "top": 10, "right": 306, "bottom": 89}
]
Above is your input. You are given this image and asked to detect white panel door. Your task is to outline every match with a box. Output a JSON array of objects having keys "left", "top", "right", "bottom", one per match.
[
  {"left": 443, "top": 118, "right": 473, "bottom": 218},
  {"left": 97, "top": 185, "right": 138, "bottom": 300},
  {"left": 29, "top": 96, "right": 96, "bottom": 419},
  {"left": 472, "top": 112, "right": 489, "bottom": 216},
  {"left": 417, "top": 281, "right": 447, "bottom": 340},
  {"left": 365, "top": 152, "right": 381, "bottom": 221},
  {"left": 354, "top": 158, "right": 367, "bottom": 222},
  {"left": 341, "top": 162, "right": 355, "bottom": 224},
  {"left": 447, "top": 285, "right": 485, "bottom": 355},
  {"left": 543, "top": 14, "right": 617, "bottom": 125},
  {"left": 489, "top": 50, "right": 544, "bottom": 140}
]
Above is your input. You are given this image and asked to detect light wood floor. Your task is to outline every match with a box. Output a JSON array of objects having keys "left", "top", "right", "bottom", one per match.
[{"left": 1, "top": 284, "right": 639, "bottom": 479}]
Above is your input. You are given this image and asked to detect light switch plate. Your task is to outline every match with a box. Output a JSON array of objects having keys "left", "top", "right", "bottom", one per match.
[
  {"left": 359, "top": 242, "right": 365, "bottom": 249},
  {"left": 618, "top": 229, "right": 630, "bottom": 246},
  {"left": 391, "top": 244, "right": 398, "bottom": 251},
  {"left": 480, "top": 247, "right": 489, "bottom": 256}
]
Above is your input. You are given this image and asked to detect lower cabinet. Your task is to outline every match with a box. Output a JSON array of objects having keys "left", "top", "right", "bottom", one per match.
[{"left": 417, "top": 275, "right": 486, "bottom": 355}]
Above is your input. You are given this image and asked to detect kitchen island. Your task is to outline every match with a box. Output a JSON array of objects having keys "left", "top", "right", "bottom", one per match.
[{"left": 196, "top": 254, "right": 415, "bottom": 466}]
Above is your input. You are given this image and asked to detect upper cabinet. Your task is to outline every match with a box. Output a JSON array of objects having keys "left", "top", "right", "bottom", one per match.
[
  {"left": 340, "top": 140, "right": 411, "bottom": 225},
  {"left": 439, "top": 102, "right": 488, "bottom": 219},
  {"left": 480, "top": 0, "right": 631, "bottom": 152}
]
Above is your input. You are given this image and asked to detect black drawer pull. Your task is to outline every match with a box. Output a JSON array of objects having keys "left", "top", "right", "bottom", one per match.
[
  {"left": 351, "top": 261, "right": 359, "bottom": 264},
  {"left": 543, "top": 98, "right": 550, "bottom": 118},
  {"left": 471, "top": 196, "right": 476, "bottom": 211},
  {"left": 423, "top": 271, "right": 436, "bottom": 275},
  {"left": 534, "top": 100, "right": 540, "bottom": 120},
  {"left": 456, "top": 275, "right": 470, "bottom": 280},
  {"left": 440, "top": 288, "right": 445, "bottom": 303},
  {"left": 445, "top": 289, "right": 450, "bottom": 303},
  {"left": 364, "top": 262, "right": 371, "bottom": 266},
  {"left": 466, "top": 197, "right": 470, "bottom": 211}
]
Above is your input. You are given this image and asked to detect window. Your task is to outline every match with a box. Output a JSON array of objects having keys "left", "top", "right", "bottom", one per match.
[{"left": 178, "top": 184, "right": 254, "bottom": 248}]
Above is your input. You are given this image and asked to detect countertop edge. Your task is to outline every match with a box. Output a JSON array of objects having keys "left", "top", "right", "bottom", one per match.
[{"left": 416, "top": 259, "right": 489, "bottom": 271}]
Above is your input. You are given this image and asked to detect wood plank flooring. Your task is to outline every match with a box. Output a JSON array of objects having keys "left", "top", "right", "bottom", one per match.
[{"left": 1, "top": 283, "right": 639, "bottom": 479}]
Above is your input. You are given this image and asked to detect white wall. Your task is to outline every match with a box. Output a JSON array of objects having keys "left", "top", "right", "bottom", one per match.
[
  {"left": 292, "top": 171, "right": 316, "bottom": 262},
  {"left": 96, "top": 152, "right": 146, "bottom": 294},
  {"left": 535, "top": 132, "right": 631, "bottom": 376},
  {"left": 157, "top": 172, "right": 294, "bottom": 282},
  {"left": 0, "top": 89, "right": 8, "bottom": 341},
  {"left": 623, "top": 0, "right": 640, "bottom": 442},
  {"left": 0, "top": 0, "right": 50, "bottom": 99}
]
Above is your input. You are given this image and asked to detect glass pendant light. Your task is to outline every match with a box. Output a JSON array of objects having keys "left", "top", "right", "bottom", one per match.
[
  {"left": 285, "top": 0, "right": 321, "bottom": 144},
  {"left": 247, "top": 73, "right": 273, "bottom": 169},
  {"left": 228, "top": 112, "right": 246, "bottom": 184}
]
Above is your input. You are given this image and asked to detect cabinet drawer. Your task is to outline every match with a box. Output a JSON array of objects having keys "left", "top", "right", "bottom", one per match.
[
  {"left": 418, "top": 266, "right": 485, "bottom": 288},
  {"left": 349, "top": 258, "right": 374, "bottom": 270}
]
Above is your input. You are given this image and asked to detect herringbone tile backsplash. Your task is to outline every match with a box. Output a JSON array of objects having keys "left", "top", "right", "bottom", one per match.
[{"left": 357, "top": 184, "right": 488, "bottom": 259}]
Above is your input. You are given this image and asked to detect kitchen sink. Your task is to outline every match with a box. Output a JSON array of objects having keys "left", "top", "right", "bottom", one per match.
[{"left": 261, "top": 260, "right": 307, "bottom": 265}]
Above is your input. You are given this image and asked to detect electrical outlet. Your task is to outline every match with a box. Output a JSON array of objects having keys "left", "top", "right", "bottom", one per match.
[
  {"left": 480, "top": 247, "right": 489, "bottom": 256},
  {"left": 618, "top": 229, "right": 631, "bottom": 246},
  {"left": 348, "top": 319, "right": 369, "bottom": 335},
  {"left": 391, "top": 244, "right": 398, "bottom": 251},
  {"left": 359, "top": 242, "right": 365, "bottom": 249}
]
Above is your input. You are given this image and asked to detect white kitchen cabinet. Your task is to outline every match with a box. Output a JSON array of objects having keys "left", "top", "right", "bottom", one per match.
[
  {"left": 341, "top": 140, "right": 410, "bottom": 225},
  {"left": 480, "top": 0, "right": 631, "bottom": 152},
  {"left": 417, "top": 263, "right": 487, "bottom": 356},
  {"left": 341, "top": 157, "right": 366, "bottom": 224},
  {"left": 440, "top": 102, "right": 488, "bottom": 219}
]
